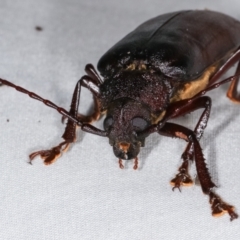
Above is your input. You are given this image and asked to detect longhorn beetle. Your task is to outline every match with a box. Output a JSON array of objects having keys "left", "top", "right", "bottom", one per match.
[{"left": 0, "top": 10, "right": 240, "bottom": 220}]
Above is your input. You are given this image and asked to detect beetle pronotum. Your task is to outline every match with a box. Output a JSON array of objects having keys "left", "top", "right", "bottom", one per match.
[{"left": 1, "top": 10, "right": 240, "bottom": 220}]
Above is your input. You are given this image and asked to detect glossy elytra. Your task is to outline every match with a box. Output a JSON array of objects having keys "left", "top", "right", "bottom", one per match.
[{"left": 1, "top": 10, "right": 240, "bottom": 220}]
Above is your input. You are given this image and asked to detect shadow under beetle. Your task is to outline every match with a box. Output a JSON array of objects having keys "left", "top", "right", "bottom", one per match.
[{"left": 1, "top": 10, "right": 240, "bottom": 221}]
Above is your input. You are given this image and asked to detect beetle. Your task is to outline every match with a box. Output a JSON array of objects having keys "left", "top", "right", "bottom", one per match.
[{"left": 0, "top": 10, "right": 240, "bottom": 220}]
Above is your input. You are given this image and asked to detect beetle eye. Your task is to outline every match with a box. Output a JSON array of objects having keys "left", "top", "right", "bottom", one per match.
[
  {"left": 104, "top": 116, "right": 113, "bottom": 130},
  {"left": 131, "top": 117, "right": 148, "bottom": 130}
]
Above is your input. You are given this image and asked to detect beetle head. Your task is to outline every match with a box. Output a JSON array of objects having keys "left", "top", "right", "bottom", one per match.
[{"left": 104, "top": 98, "right": 152, "bottom": 160}]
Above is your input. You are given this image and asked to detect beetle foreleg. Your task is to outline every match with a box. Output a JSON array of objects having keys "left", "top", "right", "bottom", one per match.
[
  {"left": 30, "top": 75, "right": 101, "bottom": 164},
  {"left": 158, "top": 97, "right": 212, "bottom": 189},
  {"left": 158, "top": 123, "right": 215, "bottom": 190},
  {"left": 175, "top": 97, "right": 212, "bottom": 189},
  {"left": 62, "top": 64, "right": 102, "bottom": 124},
  {"left": 62, "top": 73, "right": 101, "bottom": 123},
  {"left": 170, "top": 160, "right": 193, "bottom": 190},
  {"left": 158, "top": 123, "right": 202, "bottom": 190},
  {"left": 0, "top": 77, "right": 106, "bottom": 164},
  {"left": 173, "top": 96, "right": 211, "bottom": 160},
  {"left": 84, "top": 63, "right": 103, "bottom": 85},
  {"left": 158, "top": 122, "right": 238, "bottom": 220}
]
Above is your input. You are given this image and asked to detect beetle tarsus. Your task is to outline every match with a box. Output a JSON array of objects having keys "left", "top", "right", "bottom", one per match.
[
  {"left": 170, "top": 160, "right": 193, "bottom": 190},
  {"left": 29, "top": 148, "right": 61, "bottom": 165},
  {"left": 170, "top": 172, "right": 193, "bottom": 189},
  {"left": 209, "top": 191, "right": 238, "bottom": 221},
  {"left": 29, "top": 142, "right": 69, "bottom": 165}
]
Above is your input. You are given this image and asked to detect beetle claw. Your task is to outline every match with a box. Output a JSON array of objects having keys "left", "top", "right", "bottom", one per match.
[
  {"left": 170, "top": 172, "right": 193, "bottom": 190},
  {"left": 172, "top": 184, "right": 181, "bottom": 192},
  {"left": 209, "top": 192, "right": 238, "bottom": 221}
]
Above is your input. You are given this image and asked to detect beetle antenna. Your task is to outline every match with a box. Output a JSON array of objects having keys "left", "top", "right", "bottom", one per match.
[{"left": 0, "top": 78, "right": 81, "bottom": 126}]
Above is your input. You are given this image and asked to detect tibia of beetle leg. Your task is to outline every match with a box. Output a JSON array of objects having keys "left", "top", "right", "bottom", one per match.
[{"left": 209, "top": 191, "right": 238, "bottom": 221}]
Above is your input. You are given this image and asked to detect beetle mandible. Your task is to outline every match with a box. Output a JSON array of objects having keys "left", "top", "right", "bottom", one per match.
[{"left": 1, "top": 10, "right": 240, "bottom": 221}]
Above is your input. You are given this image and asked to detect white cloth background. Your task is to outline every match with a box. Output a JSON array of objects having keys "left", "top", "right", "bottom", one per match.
[{"left": 0, "top": 0, "right": 240, "bottom": 239}]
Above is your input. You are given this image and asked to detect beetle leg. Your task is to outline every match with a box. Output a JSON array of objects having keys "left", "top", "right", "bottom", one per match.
[
  {"left": 62, "top": 64, "right": 102, "bottom": 124},
  {"left": 62, "top": 74, "right": 101, "bottom": 124},
  {"left": 84, "top": 63, "right": 103, "bottom": 84},
  {"left": 0, "top": 77, "right": 107, "bottom": 164},
  {"left": 61, "top": 70, "right": 101, "bottom": 123},
  {"left": 75, "top": 96, "right": 101, "bottom": 123},
  {"left": 162, "top": 96, "right": 211, "bottom": 189},
  {"left": 175, "top": 96, "right": 211, "bottom": 158},
  {"left": 158, "top": 122, "right": 215, "bottom": 190},
  {"left": 75, "top": 65, "right": 102, "bottom": 123},
  {"left": 29, "top": 75, "right": 101, "bottom": 164},
  {"left": 169, "top": 160, "right": 193, "bottom": 190},
  {"left": 29, "top": 141, "right": 70, "bottom": 165},
  {"left": 158, "top": 123, "right": 196, "bottom": 190},
  {"left": 227, "top": 60, "right": 240, "bottom": 102},
  {"left": 209, "top": 48, "right": 240, "bottom": 85},
  {"left": 179, "top": 97, "right": 211, "bottom": 186},
  {"left": 207, "top": 47, "right": 240, "bottom": 103},
  {"left": 209, "top": 191, "right": 238, "bottom": 221},
  {"left": 158, "top": 123, "right": 238, "bottom": 221},
  {"left": 195, "top": 48, "right": 240, "bottom": 103}
]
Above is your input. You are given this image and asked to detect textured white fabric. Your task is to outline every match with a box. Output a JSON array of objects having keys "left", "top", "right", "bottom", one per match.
[{"left": 0, "top": 0, "right": 240, "bottom": 239}]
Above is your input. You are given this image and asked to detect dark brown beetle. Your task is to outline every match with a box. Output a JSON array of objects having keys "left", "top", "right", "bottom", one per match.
[{"left": 1, "top": 10, "right": 240, "bottom": 220}]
